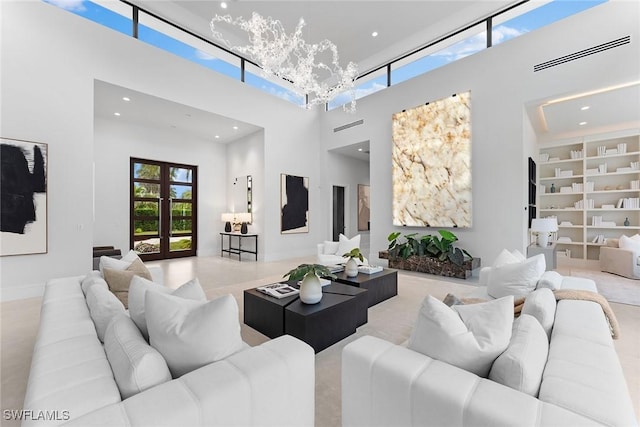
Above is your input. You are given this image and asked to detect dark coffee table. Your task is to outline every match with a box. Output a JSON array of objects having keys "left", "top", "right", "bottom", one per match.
[
  {"left": 244, "top": 282, "right": 368, "bottom": 353},
  {"left": 332, "top": 268, "right": 398, "bottom": 307}
]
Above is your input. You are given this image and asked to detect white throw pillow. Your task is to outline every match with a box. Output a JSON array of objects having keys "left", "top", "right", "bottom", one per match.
[
  {"left": 104, "top": 314, "right": 172, "bottom": 399},
  {"left": 86, "top": 285, "right": 126, "bottom": 342},
  {"left": 536, "top": 270, "right": 563, "bottom": 291},
  {"left": 121, "top": 249, "right": 140, "bottom": 263},
  {"left": 522, "top": 288, "right": 556, "bottom": 339},
  {"left": 81, "top": 271, "right": 108, "bottom": 296},
  {"left": 511, "top": 249, "right": 526, "bottom": 262},
  {"left": 323, "top": 241, "right": 340, "bottom": 255},
  {"left": 619, "top": 234, "right": 640, "bottom": 252},
  {"left": 489, "top": 314, "right": 549, "bottom": 397},
  {"left": 487, "top": 254, "right": 546, "bottom": 299},
  {"left": 128, "top": 276, "right": 207, "bottom": 340},
  {"left": 492, "top": 249, "right": 521, "bottom": 268},
  {"left": 99, "top": 250, "right": 140, "bottom": 275},
  {"left": 408, "top": 295, "right": 514, "bottom": 377},
  {"left": 146, "top": 292, "right": 244, "bottom": 378},
  {"left": 337, "top": 234, "right": 361, "bottom": 257}
]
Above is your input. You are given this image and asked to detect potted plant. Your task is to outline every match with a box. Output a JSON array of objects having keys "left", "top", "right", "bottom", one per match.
[
  {"left": 382, "top": 230, "right": 478, "bottom": 279},
  {"left": 283, "top": 264, "right": 337, "bottom": 304},
  {"left": 342, "top": 247, "right": 364, "bottom": 277}
]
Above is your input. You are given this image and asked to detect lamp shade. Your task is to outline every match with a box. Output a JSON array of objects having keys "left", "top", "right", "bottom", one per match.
[
  {"left": 221, "top": 213, "right": 235, "bottom": 222},
  {"left": 531, "top": 218, "right": 558, "bottom": 232},
  {"left": 235, "top": 212, "right": 252, "bottom": 223}
]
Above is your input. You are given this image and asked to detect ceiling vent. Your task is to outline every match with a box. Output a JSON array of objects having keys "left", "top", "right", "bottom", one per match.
[
  {"left": 333, "top": 119, "right": 364, "bottom": 133},
  {"left": 534, "top": 35, "right": 630, "bottom": 72}
]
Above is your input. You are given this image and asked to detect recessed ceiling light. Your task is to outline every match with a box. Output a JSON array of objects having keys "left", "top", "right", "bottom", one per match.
[
  {"left": 371, "top": 31, "right": 378, "bottom": 37},
  {"left": 220, "top": 2, "right": 227, "bottom": 8},
  {"left": 122, "top": 97, "right": 130, "bottom": 102},
  {"left": 579, "top": 121, "right": 587, "bottom": 126},
  {"left": 358, "top": 148, "right": 363, "bottom": 152},
  {"left": 215, "top": 135, "right": 220, "bottom": 139},
  {"left": 233, "top": 126, "right": 238, "bottom": 130},
  {"left": 114, "top": 112, "right": 120, "bottom": 116},
  {"left": 580, "top": 106, "right": 590, "bottom": 111}
]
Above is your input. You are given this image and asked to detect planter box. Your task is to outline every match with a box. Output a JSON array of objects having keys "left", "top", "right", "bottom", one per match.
[{"left": 379, "top": 251, "right": 480, "bottom": 279}]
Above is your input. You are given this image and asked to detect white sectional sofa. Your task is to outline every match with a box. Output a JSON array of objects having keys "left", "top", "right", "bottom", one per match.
[
  {"left": 22, "top": 274, "right": 315, "bottom": 427},
  {"left": 342, "top": 273, "right": 637, "bottom": 426}
]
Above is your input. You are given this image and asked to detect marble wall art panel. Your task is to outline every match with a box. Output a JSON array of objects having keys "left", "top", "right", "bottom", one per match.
[
  {"left": 392, "top": 91, "right": 472, "bottom": 227},
  {"left": 1, "top": 137, "right": 48, "bottom": 256},
  {"left": 281, "top": 174, "right": 309, "bottom": 234}
]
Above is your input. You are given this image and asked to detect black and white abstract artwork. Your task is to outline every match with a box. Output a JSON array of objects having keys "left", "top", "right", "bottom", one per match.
[
  {"left": 1, "top": 138, "right": 48, "bottom": 256},
  {"left": 281, "top": 174, "right": 309, "bottom": 234}
]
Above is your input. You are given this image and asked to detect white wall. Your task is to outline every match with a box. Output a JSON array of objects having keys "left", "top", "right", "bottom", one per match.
[
  {"left": 226, "top": 130, "right": 265, "bottom": 258},
  {"left": 0, "top": 1, "right": 322, "bottom": 299},
  {"left": 320, "top": 0, "right": 640, "bottom": 266},
  {"left": 93, "top": 116, "right": 227, "bottom": 257},
  {"left": 323, "top": 153, "right": 370, "bottom": 254}
]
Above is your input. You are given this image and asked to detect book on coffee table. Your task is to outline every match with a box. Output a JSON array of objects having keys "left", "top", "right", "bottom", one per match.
[
  {"left": 256, "top": 283, "right": 299, "bottom": 299},
  {"left": 358, "top": 265, "right": 383, "bottom": 274}
]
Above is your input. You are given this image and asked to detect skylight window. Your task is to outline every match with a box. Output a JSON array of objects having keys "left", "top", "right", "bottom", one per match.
[{"left": 44, "top": 0, "right": 609, "bottom": 112}]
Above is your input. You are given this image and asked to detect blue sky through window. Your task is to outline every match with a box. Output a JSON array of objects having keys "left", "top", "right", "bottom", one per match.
[{"left": 44, "top": 0, "right": 608, "bottom": 111}]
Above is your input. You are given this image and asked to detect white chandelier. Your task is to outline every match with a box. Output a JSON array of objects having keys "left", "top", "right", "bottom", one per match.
[{"left": 210, "top": 12, "right": 358, "bottom": 111}]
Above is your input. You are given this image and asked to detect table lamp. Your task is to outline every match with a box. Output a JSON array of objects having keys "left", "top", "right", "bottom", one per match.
[
  {"left": 236, "top": 212, "right": 252, "bottom": 234},
  {"left": 221, "top": 213, "right": 234, "bottom": 232},
  {"left": 531, "top": 218, "right": 558, "bottom": 247}
]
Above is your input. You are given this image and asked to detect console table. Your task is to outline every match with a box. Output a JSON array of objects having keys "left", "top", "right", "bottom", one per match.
[{"left": 220, "top": 232, "right": 258, "bottom": 261}]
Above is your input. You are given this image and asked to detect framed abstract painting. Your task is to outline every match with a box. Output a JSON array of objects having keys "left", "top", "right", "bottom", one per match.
[
  {"left": 281, "top": 174, "right": 309, "bottom": 234},
  {"left": 1, "top": 137, "right": 48, "bottom": 256}
]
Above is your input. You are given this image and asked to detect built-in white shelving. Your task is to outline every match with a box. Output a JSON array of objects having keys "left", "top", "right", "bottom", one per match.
[{"left": 538, "top": 129, "right": 640, "bottom": 261}]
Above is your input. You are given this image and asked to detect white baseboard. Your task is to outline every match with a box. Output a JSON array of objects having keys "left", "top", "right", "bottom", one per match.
[{"left": 1, "top": 282, "right": 45, "bottom": 301}]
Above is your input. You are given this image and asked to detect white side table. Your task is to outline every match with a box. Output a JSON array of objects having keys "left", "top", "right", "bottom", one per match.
[{"left": 527, "top": 242, "right": 557, "bottom": 271}]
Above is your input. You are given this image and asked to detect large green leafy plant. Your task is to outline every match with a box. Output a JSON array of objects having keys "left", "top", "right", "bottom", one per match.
[
  {"left": 387, "top": 230, "right": 473, "bottom": 266},
  {"left": 284, "top": 264, "right": 337, "bottom": 281}
]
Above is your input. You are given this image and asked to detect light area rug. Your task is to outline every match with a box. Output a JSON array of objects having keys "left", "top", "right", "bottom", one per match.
[
  {"left": 568, "top": 269, "right": 640, "bottom": 306},
  {"left": 205, "top": 272, "right": 478, "bottom": 427}
]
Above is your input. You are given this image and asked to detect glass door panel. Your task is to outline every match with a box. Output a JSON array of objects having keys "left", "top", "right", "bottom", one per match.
[{"left": 131, "top": 159, "right": 197, "bottom": 260}]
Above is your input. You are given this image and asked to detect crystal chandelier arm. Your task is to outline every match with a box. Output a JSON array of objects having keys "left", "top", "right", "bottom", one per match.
[{"left": 210, "top": 12, "right": 358, "bottom": 111}]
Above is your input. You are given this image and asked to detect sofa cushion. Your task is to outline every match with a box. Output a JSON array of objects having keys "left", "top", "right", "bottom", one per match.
[
  {"left": 323, "top": 241, "right": 340, "bottom": 255},
  {"left": 104, "top": 313, "right": 172, "bottom": 399},
  {"left": 128, "top": 276, "right": 207, "bottom": 340},
  {"left": 487, "top": 254, "right": 545, "bottom": 299},
  {"left": 492, "top": 249, "right": 521, "bottom": 267},
  {"left": 408, "top": 295, "right": 513, "bottom": 377},
  {"left": 146, "top": 292, "right": 244, "bottom": 378},
  {"left": 337, "top": 234, "right": 360, "bottom": 257},
  {"left": 489, "top": 314, "right": 549, "bottom": 397},
  {"left": 103, "top": 258, "right": 152, "bottom": 308},
  {"left": 521, "top": 288, "right": 556, "bottom": 339},
  {"left": 536, "top": 270, "right": 563, "bottom": 291},
  {"left": 619, "top": 234, "right": 640, "bottom": 252},
  {"left": 81, "top": 271, "right": 108, "bottom": 296},
  {"left": 99, "top": 249, "right": 139, "bottom": 274},
  {"left": 86, "top": 285, "right": 126, "bottom": 342}
]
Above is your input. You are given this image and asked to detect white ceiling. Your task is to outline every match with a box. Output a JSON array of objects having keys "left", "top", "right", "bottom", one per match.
[
  {"left": 527, "top": 82, "right": 640, "bottom": 142},
  {"left": 94, "top": 1, "right": 640, "bottom": 155},
  {"left": 94, "top": 80, "right": 262, "bottom": 143},
  {"left": 128, "top": 1, "right": 518, "bottom": 76}
]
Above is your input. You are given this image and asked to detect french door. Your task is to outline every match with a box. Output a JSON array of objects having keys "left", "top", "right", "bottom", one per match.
[{"left": 130, "top": 158, "right": 197, "bottom": 260}]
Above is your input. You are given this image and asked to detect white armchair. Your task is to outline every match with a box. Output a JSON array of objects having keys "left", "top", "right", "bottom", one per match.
[
  {"left": 316, "top": 234, "right": 367, "bottom": 266},
  {"left": 600, "top": 239, "right": 640, "bottom": 279}
]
